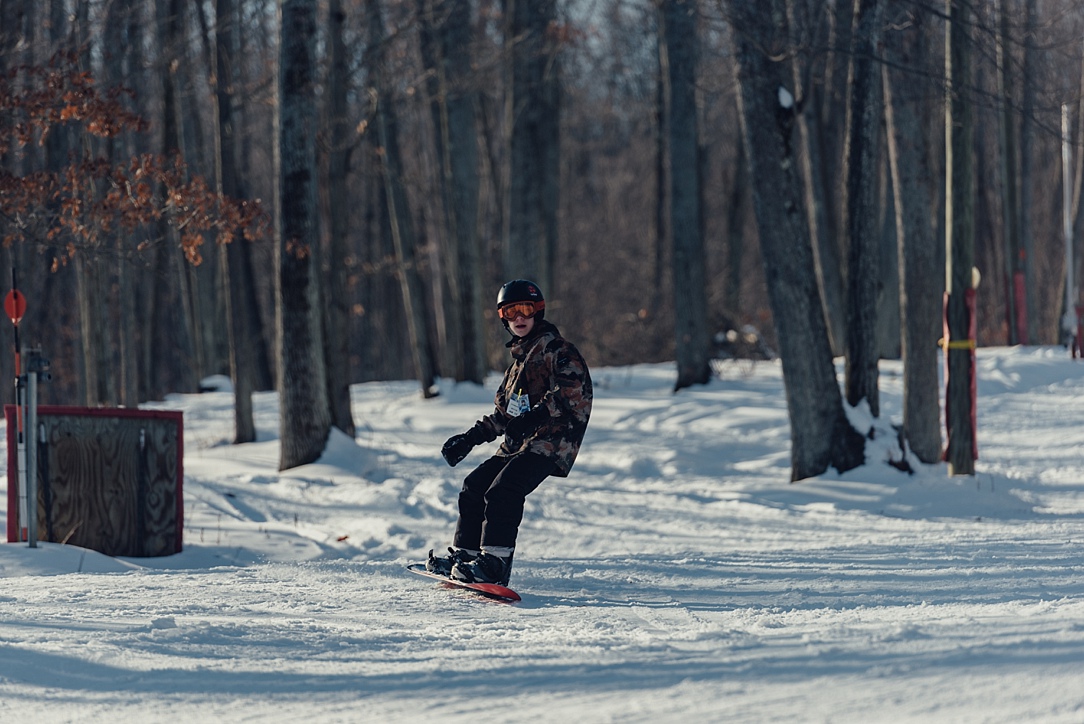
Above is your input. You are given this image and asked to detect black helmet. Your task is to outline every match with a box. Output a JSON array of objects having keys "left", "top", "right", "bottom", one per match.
[{"left": 496, "top": 279, "right": 545, "bottom": 323}]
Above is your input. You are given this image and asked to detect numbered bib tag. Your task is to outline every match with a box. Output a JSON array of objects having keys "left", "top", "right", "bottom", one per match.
[{"left": 507, "top": 390, "right": 531, "bottom": 417}]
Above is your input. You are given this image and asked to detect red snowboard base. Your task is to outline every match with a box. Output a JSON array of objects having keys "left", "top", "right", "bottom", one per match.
[{"left": 406, "top": 563, "right": 521, "bottom": 602}]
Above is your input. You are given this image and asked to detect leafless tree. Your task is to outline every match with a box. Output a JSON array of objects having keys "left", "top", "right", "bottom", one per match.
[
  {"left": 841, "top": 0, "right": 887, "bottom": 416},
  {"left": 728, "top": 0, "right": 865, "bottom": 481},
  {"left": 277, "top": 0, "right": 331, "bottom": 469},
  {"left": 883, "top": 2, "right": 942, "bottom": 463},
  {"left": 944, "top": 0, "right": 976, "bottom": 475}
]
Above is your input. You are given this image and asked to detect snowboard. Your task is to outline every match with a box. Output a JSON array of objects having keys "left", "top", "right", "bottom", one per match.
[{"left": 406, "top": 563, "right": 521, "bottom": 603}]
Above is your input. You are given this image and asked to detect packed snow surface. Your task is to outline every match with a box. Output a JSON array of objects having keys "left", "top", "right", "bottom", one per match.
[{"left": 2, "top": 347, "right": 1083, "bottom": 722}]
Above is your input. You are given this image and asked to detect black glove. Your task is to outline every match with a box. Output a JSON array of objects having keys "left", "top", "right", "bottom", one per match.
[
  {"left": 441, "top": 425, "right": 486, "bottom": 467},
  {"left": 504, "top": 404, "right": 548, "bottom": 446}
]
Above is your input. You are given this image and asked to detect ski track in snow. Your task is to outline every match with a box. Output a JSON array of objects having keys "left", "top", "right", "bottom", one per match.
[{"left": 1, "top": 347, "right": 1083, "bottom": 722}]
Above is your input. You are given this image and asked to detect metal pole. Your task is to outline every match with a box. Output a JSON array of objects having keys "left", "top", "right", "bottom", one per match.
[
  {"left": 25, "top": 358, "right": 38, "bottom": 548},
  {"left": 1062, "top": 104, "right": 1077, "bottom": 349},
  {"left": 16, "top": 374, "right": 26, "bottom": 541}
]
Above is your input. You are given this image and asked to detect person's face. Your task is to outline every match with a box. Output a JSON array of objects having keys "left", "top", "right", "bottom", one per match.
[
  {"left": 508, "top": 311, "right": 535, "bottom": 337},
  {"left": 499, "top": 300, "right": 541, "bottom": 337}
]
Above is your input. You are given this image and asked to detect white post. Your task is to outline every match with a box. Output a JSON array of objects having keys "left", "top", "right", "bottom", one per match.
[
  {"left": 25, "top": 362, "right": 37, "bottom": 548},
  {"left": 16, "top": 375, "right": 26, "bottom": 542},
  {"left": 1062, "top": 104, "right": 1077, "bottom": 348}
]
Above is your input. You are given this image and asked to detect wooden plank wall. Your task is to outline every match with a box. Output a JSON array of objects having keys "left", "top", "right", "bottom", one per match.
[{"left": 29, "top": 410, "right": 183, "bottom": 556}]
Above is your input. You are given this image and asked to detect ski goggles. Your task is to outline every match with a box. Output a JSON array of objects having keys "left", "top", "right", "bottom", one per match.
[{"left": 498, "top": 300, "right": 544, "bottom": 321}]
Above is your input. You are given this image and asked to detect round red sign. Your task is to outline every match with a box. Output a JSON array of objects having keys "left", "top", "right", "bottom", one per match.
[{"left": 4, "top": 289, "right": 27, "bottom": 324}]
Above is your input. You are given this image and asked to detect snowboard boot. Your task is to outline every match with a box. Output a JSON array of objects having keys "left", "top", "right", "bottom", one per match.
[
  {"left": 426, "top": 547, "right": 478, "bottom": 578},
  {"left": 451, "top": 550, "right": 513, "bottom": 586}
]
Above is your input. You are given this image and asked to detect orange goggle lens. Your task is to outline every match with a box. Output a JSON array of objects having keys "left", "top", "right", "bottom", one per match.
[{"left": 498, "top": 300, "right": 544, "bottom": 321}]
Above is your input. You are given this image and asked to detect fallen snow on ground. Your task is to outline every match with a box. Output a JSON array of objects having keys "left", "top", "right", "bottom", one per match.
[{"left": 2, "top": 347, "right": 1083, "bottom": 722}]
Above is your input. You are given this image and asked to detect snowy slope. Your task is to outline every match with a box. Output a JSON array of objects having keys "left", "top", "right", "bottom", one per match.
[{"left": 1, "top": 347, "right": 1083, "bottom": 722}]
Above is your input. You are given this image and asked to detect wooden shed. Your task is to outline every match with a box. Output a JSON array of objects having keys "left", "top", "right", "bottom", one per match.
[{"left": 5, "top": 406, "right": 183, "bottom": 557}]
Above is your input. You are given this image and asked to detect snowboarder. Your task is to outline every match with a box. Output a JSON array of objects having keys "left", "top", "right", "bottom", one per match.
[{"left": 427, "top": 279, "right": 593, "bottom": 586}]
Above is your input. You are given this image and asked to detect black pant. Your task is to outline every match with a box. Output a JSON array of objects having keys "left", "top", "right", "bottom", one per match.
[{"left": 453, "top": 452, "right": 557, "bottom": 551}]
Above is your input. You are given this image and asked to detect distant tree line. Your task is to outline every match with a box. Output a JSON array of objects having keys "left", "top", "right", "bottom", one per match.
[{"left": 1, "top": 0, "right": 1082, "bottom": 475}]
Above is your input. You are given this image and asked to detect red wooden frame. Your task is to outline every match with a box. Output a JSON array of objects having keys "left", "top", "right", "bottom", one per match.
[{"left": 5, "top": 405, "right": 184, "bottom": 553}]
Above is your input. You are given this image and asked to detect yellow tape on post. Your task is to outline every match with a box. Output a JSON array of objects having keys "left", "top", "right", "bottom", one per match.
[{"left": 941, "top": 338, "right": 976, "bottom": 350}]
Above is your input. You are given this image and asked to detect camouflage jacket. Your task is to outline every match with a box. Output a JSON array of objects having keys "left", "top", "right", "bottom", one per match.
[{"left": 472, "top": 320, "right": 592, "bottom": 476}]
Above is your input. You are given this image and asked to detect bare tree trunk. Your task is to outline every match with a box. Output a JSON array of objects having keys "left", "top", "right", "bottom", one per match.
[
  {"left": 724, "top": 141, "right": 746, "bottom": 316},
  {"left": 277, "top": 0, "right": 331, "bottom": 469},
  {"left": 503, "top": 0, "right": 559, "bottom": 292},
  {"left": 944, "top": 0, "right": 976, "bottom": 476},
  {"left": 1070, "top": 47, "right": 1084, "bottom": 315},
  {"left": 214, "top": 0, "right": 256, "bottom": 443},
  {"left": 368, "top": 0, "right": 439, "bottom": 397},
  {"left": 842, "top": 0, "right": 886, "bottom": 417},
  {"left": 883, "top": 5, "right": 941, "bottom": 463},
  {"left": 729, "top": 0, "right": 865, "bottom": 481},
  {"left": 444, "top": 0, "right": 485, "bottom": 383},
  {"left": 186, "top": 1, "right": 229, "bottom": 382},
  {"left": 1019, "top": 0, "right": 1037, "bottom": 343},
  {"left": 417, "top": 0, "right": 457, "bottom": 377},
  {"left": 75, "top": 254, "right": 102, "bottom": 404},
  {"left": 42, "top": 1, "right": 79, "bottom": 403},
  {"left": 661, "top": 0, "right": 711, "bottom": 390},
  {"left": 86, "top": 0, "right": 120, "bottom": 407},
  {"left": 149, "top": 0, "right": 198, "bottom": 400},
  {"left": 996, "top": 0, "right": 1022, "bottom": 345},
  {"left": 237, "top": 0, "right": 275, "bottom": 393},
  {"left": 363, "top": 138, "right": 411, "bottom": 380},
  {"left": 877, "top": 158, "right": 901, "bottom": 359},
  {"left": 654, "top": 7, "right": 669, "bottom": 316},
  {"left": 787, "top": 0, "right": 846, "bottom": 356},
  {"left": 419, "top": 0, "right": 485, "bottom": 384},
  {"left": 1073, "top": 36, "right": 1084, "bottom": 303},
  {"left": 171, "top": 1, "right": 207, "bottom": 385},
  {"left": 323, "top": 0, "right": 356, "bottom": 435},
  {"left": 109, "top": 0, "right": 141, "bottom": 407},
  {"left": 66, "top": 0, "right": 110, "bottom": 406},
  {"left": 0, "top": 0, "right": 19, "bottom": 406},
  {"left": 199, "top": 0, "right": 236, "bottom": 380},
  {"left": 539, "top": 11, "right": 560, "bottom": 299}
]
